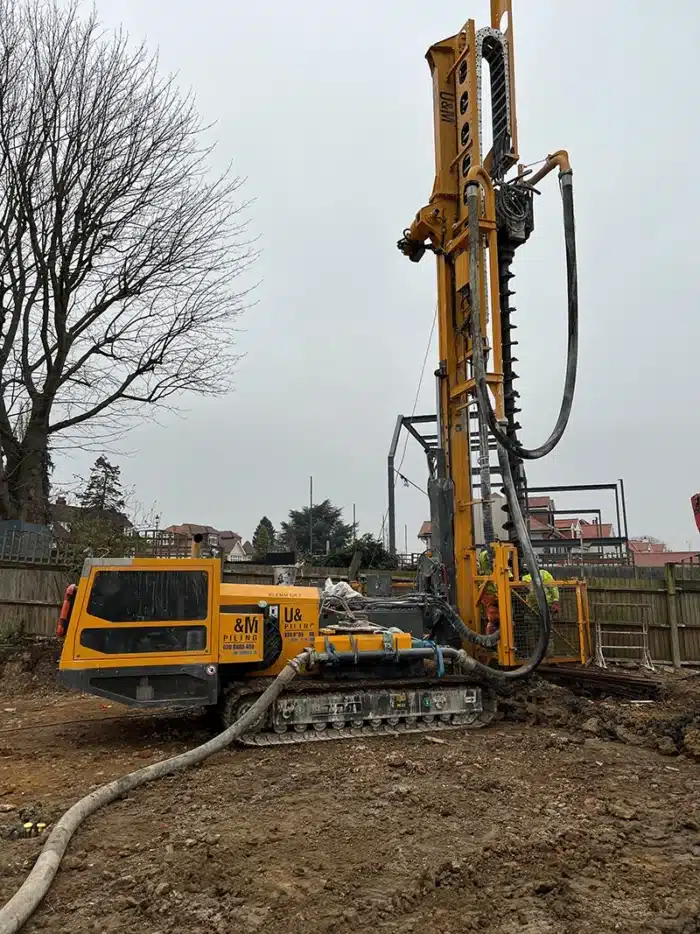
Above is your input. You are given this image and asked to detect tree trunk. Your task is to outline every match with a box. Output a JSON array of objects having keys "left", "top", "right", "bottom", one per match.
[{"left": 3, "top": 428, "right": 51, "bottom": 524}]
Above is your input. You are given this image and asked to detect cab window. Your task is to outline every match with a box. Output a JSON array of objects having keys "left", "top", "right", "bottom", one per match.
[
  {"left": 87, "top": 570, "right": 208, "bottom": 623},
  {"left": 80, "top": 625, "right": 207, "bottom": 654}
]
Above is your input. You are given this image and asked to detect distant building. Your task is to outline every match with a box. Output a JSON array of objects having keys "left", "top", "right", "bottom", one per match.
[
  {"left": 628, "top": 538, "right": 700, "bottom": 567},
  {"left": 525, "top": 496, "right": 621, "bottom": 562},
  {"left": 418, "top": 521, "right": 432, "bottom": 550},
  {"left": 527, "top": 496, "right": 555, "bottom": 520},
  {"left": 164, "top": 523, "right": 252, "bottom": 560},
  {"left": 50, "top": 496, "right": 133, "bottom": 540},
  {"left": 628, "top": 538, "right": 668, "bottom": 557},
  {"left": 418, "top": 503, "right": 700, "bottom": 569},
  {"left": 417, "top": 491, "right": 507, "bottom": 551}
]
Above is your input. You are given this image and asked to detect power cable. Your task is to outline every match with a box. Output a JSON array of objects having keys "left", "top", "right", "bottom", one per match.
[
  {"left": 373, "top": 303, "right": 438, "bottom": 555},
  {"left": 396, "top": 302, "right": 438, "bottom": 477},
  {"left": 395, "top": 470, "right": 428, "bottom": 497}
]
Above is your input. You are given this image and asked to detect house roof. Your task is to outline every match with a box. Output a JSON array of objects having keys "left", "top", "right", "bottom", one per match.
[
  {"left": 527, "top": 516, "right": 567, "bottom": 540},
  {"left": 554, "top": 518, "right": 579, "bottom": 529},
  {"left": 222, "top": 540, "right": 246, "bottom": 554},
  {"left": 629, "top": 539, "right": 668, "bottom": 554},
  {"left": 165, "top": 523, "right": 217, "bottom": 536},
  {"left": 219, "top": 532, "right": 242, "bottom": 546},
  {"left": 580, "top": 523, "right": 613, "bottom": 539},
  {"left": 243, "top": 540, "right": 254, "bottom": 555},
  {"left": 165, "top": 524, "right": 241, "bottom": 542},
  {"left": 420, "top": 514, "right": 618, "bottom": 544},
  {"left": 547, "top": 518, "right": 615, "bottom": 540},
  {"left": 633, "top": 551, "right": 700, "bottom": 567},
  {"left": 528, "top": 496, "right": 552, "bottom": 510}
]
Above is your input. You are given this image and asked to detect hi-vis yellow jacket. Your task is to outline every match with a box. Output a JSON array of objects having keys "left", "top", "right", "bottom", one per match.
[{"left": 522, "top": 570, "right": 559, "bottom": 606}]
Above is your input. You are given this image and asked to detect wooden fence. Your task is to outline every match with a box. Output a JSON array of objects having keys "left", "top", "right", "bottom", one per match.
[
  {"left": 583, "top": 567, "right": 700, "bottom": 668},
  {"left": 0, "top": 567, "right": 72, "bottom": 638},
  {"left": 3, "top": 559, "right": 700, "bottom": 668}
]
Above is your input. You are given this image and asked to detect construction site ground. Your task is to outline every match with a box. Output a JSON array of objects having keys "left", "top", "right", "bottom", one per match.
[{"left": 3, "top": 646, "right": 700, "bottom": 934}]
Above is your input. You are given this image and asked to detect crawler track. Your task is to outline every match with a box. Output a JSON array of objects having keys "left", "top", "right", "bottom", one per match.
[
  {"left": 223, "top": 676, "right": 500, "bottom": 746},
  {"left": 238, "top": 709, "right": 500, "bottom": 746}
]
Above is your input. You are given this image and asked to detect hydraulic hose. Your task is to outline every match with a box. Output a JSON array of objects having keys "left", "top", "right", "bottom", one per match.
[
  {"left": 463, "top": 181, "right": 555, "bottom": 681},
  {"left": 438, "top": 451, "right": 551, "bottom": 685},
  {"left": 438, "top": 600, "right": 500, "bottom": 651},
  {"left": 321, "top": 592, "right": 500, "bottom": 651},
  {"left": 0, "top": 651, "right": 313, "bottom": 934},
  {"left": 469, "top": 170, "right": 578, "bottom": 461},
  {"left": 445, "top": 473, "right": 551, "bottom": 678},
  {"left": 494, "top": 442, "right": 552, "bottom": 675}
]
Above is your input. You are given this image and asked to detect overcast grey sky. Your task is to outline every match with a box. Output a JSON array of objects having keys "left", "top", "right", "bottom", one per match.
[{"left": 57, "top": 0, "right": 700, "bottom": 549}]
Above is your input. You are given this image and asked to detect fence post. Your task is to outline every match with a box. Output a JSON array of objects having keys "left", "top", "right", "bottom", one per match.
[{"left": 664, "top": 562, "right": 682, "bottom": 669}]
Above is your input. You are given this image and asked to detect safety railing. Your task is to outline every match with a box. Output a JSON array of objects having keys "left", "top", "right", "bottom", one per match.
[
  {"left": 675, "top": 554, "right": 700, "bottom": 582},
  {"left": 0, "top": 530, "right": 82, "bottom": 567},
  {"left": 0, "top": 527, "right": 196, "bottom": 567},
  {"left": 508, "top": 580, "right": 589, "bottom": 665},
  {"left": 126, "top": 529, "right": 192, "bottom": 558}
]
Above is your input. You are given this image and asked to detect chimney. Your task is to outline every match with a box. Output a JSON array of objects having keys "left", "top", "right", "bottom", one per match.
[{"left": 56, "top": 496, "right": 67, "bottom": 506}]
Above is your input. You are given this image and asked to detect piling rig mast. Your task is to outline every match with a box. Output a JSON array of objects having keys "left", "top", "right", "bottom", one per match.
[{"left": 398, "top": 0, "right": 583, "bottom": 672}]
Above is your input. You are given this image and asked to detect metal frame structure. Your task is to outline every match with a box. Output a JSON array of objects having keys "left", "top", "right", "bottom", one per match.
[
  {"left": 385, "top": 404, "right": 592, "bottom": 668},
  {"left": 526, "top": 481, "right": 629, "bottom": 541},
  {"left": 387, "top": 414, "right": 437, "bottom": 555},
  {"left": 526, "top": 481, "right": 630, "bottom": 565},
  {"left": 388, "top": 413, "right": 505, "bottom": 556}
]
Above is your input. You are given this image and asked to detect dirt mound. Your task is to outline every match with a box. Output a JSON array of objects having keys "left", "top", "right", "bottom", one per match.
[
  {"left": 505, "top": 672, "right": 700, "bottom": 759},
  {"left": 0, "top": 639, "right": 62, "bottom": 696}
]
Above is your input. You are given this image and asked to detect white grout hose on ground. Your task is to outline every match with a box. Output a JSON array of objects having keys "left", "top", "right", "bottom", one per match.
[{"left": 0, "top": 650, "right": 313, "bottom": 934}]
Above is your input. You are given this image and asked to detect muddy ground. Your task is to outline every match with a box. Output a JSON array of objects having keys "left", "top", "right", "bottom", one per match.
[{"left": 2, "top": 645, "right": 700, "bottom": 933}]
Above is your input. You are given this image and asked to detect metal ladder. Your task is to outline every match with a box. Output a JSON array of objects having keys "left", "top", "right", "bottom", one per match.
[{"left": 594, "top": 601, "right": 655, "bottom": 670}]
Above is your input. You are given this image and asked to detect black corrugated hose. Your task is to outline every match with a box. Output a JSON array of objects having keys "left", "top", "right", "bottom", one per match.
[
  {"left": 463, "top": 169, "right": 581, "bottom": 679},
  {"left": 474, "top": 170, "right": 578, "bottom": 461}
]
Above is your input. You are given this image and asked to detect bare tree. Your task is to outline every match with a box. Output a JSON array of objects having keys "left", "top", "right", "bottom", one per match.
[{"left": 0, "top": 1, "right": 253, "bottom": 522}]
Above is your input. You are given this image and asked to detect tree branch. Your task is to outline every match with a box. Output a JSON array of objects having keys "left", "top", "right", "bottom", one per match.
[{"left": 0, "top": 0, "right": 255, "bottom": 518}]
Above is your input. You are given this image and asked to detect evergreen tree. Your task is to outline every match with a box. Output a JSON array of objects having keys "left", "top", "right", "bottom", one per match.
[
  {"left": 325, "top": 533, "right": 397, "bottom": 570},
  {"left": 64, "top": 457, "right": 130, "bottom": 571},
  {"left": 279, "top": 499, "right": 353, "bottom": 557},
  {"left": 252, "top": 522, "right": 272, "bottom": 560},
  {"left": 259, "top": 516, "right": 276, "bottom": 546},
  {"left": 78, "top": 457, "right": 126, "bottom": 513}
]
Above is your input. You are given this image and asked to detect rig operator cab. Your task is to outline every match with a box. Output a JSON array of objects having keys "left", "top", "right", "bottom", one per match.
[{"left": 58, "top": 556, "right": 318, "bottom": 708}]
